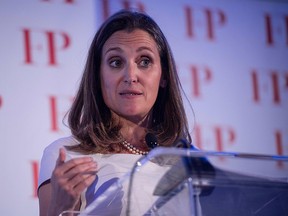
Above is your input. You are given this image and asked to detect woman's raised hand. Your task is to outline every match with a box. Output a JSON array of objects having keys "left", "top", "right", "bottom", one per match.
[{"left": 49, "top": 148, "right": 97, "bottom": 216}]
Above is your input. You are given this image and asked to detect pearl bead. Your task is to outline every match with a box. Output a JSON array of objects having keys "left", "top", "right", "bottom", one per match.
[{"left": 121, "top": 140, "right": 149, "bottom": 155}]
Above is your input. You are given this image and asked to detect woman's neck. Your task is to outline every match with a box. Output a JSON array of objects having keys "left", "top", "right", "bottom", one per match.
[
  {"left": 120, "top": 123, "right": 147, "bottom": 146},
  {"left": 111, "top": 111, "right": 153, "bottom": 148}
]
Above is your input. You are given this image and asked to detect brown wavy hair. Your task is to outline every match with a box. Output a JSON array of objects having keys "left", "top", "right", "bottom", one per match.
[{"left": 67, "top": 9, "right": 192, "bottom": 153}]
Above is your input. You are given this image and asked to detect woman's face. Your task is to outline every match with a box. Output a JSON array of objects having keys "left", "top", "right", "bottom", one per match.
[{"left": 100, "top": 29, "right": 165, "bottom": 122}]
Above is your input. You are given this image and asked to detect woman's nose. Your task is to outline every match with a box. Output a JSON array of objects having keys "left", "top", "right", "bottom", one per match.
[{"left": 123, "top": 62, "right": 138, "bottom": 84}]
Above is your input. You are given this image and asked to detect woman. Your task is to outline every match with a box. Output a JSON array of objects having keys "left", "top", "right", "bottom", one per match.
[{"left": 38, "top": 9, "right": 192, "bottom": 216}]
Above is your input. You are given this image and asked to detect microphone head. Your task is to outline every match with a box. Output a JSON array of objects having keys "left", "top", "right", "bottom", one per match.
[{"left": 145, "top": 133, "right": 158, "bottom": 149}]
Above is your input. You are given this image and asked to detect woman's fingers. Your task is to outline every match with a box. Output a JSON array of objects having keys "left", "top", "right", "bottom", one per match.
[
  {"left": 49, "top": 148, "right": 98, "bottom": 214},
  {"left": 63, "top": 158, "right": 97, "bottom": 177},
  {"left": 73, "top": 173, "right": 97, "bottom": 193},
  {"left": 52, "top": 148, "right": 98, "bottom": 192},
  {"left": 54, "top": 148, "right": 97, "bottom": 178},
  {"left": 66, "top": 165, "right": 98, "bottom": 195},
  {"left": 55, "top": 148, "right": 66, "bottom": 167},
  {"left": 61, "top": 161, "right": 98, "bottom": 188},
  {"left": 69, "top": 163, "right": 98, "bottom": 184}
]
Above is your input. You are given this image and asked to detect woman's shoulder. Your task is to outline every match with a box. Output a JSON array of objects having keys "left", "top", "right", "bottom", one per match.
[
  {"left": 44, "top": 136, "right": 79, "bottom": 152},
  {"left": 38, "top": 136, "right": 81, "bottom": 186}
]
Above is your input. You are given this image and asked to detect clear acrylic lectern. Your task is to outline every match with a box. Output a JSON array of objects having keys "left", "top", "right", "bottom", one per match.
[{"left": 60, "top": 147, "right": 288, "bottom": 216}]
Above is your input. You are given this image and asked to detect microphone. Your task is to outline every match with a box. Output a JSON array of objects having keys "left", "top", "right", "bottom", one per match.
[{"left": 145, "top": 133, "right": 158, "bottom": 149}]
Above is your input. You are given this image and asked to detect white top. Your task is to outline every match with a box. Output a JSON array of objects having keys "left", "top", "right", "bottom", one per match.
[
  {"left": 38, "top": 136, "right": 141, "bottom": 188},
  {"left": 38, "top": 136, "right": 183, "bottom": 215}
]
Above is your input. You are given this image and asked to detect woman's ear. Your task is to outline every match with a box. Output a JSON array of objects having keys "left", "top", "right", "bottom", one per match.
[{"left": 160, "top": 79, "right": 167, "bottom": 88}]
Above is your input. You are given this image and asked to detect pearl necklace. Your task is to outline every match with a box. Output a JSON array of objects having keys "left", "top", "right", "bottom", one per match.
[{"left": 121, "top": 140, "right": 149, "bottom": 155}]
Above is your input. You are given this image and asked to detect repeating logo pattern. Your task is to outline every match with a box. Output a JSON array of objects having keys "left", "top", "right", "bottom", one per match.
[{"left": 0, "top": 1, "right": 287, "bottom": 215}]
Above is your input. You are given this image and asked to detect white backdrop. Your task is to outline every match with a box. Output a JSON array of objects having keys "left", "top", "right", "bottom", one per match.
[{"left": 0, "top": 0, "right": 287, "bottom": 215}]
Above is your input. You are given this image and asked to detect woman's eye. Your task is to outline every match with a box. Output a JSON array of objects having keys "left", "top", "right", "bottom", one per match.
[
  {"left": 109, "top": 59, "right": 122, "bottom": 68},
  {"left": 139, "top": 58, "right": 151, "bottom": 68}
]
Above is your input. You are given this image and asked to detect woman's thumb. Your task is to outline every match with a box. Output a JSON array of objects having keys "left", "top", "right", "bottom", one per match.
[{"left": 56, "top": 147, "right": 66, "bottom": 166}]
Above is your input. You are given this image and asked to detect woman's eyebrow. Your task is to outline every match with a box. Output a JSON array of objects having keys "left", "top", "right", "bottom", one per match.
[
  {"left": 136, "top": 46, "right": 155, "bottom": 53},
  {"left": 104, "top": 47, "right": 123, "bottom": 55},
  {"left": 104, "top": 46, "right": 155, "bottom": 56}
]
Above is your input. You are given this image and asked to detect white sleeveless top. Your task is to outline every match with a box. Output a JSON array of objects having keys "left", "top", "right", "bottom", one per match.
[{"left": 38, "top": 136, "right": 184, "bottom": 215}]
